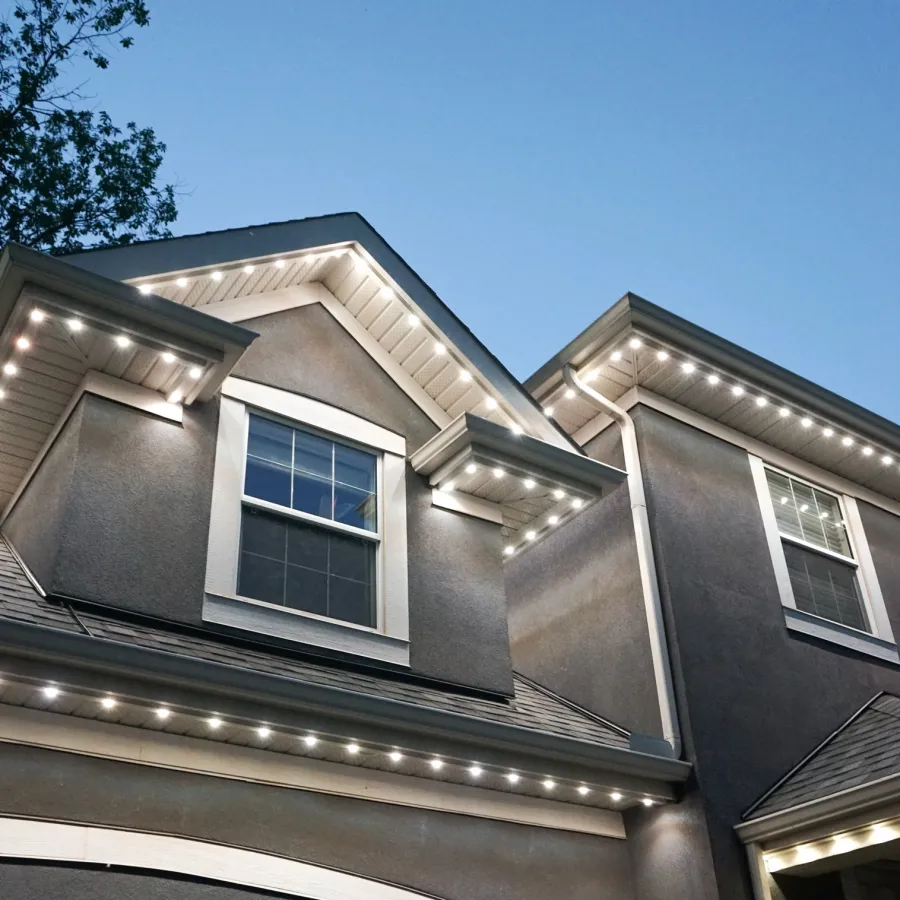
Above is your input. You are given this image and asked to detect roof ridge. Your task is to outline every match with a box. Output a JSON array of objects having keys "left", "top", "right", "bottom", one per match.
[{"left": 742, "top": 692, "right": 885, "bottom": 820}]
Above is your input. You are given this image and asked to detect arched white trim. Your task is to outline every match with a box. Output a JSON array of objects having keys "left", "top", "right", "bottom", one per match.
[{"left": 0, "top": 817, "right": 441, "bottom": 900}]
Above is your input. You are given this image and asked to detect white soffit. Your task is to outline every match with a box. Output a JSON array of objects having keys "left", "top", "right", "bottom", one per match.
[
  {"left": 127, "top": 245, "right": 569, "bottom": 446},
  {"left": 535, "top": 331, "right": 900, "bottom": 504}
]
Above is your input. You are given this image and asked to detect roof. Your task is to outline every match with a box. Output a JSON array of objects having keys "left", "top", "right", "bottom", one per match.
[
  {"left": 0, "top": 537, "right": 628, "bottom": 751},
  {"left": 744, "top": 693, "right": 900, "bottom": 820}
]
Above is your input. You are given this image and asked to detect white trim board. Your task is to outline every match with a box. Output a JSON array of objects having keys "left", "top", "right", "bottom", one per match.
[
  {"left": 201, "top": 283, "right": 322, "bottom": 323},
  {"left": 0, "top": 703, "right": 624, "bottom": 839},
  {"left": 0, "top": 818, "right": 437, "bottom": 900}
]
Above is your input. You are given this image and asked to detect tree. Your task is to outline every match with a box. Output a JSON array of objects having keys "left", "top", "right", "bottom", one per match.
[{"left": 0, "top": 0, "right": 176, "bottom": 254}]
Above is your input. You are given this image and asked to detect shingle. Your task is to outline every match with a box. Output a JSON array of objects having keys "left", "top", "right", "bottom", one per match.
[
  {"left": 0, "top": 537, "right": 628, "bottom": 749},
  {"left": 746, "top": 694, "right": 900, "bottom": 818}
]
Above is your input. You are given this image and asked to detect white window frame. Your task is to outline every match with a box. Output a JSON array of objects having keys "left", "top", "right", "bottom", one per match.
[
  {"left": 204, "top": 377, "right": 409, "bottom": 666},
  {"left": 748, "top": 454, "right": 898, "bottom": 663}
]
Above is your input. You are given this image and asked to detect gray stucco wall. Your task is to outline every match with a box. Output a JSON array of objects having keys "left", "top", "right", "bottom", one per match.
[
  {"left": 2, "top": 303, "right": 514, "bottom": 695},
  {"left": 633, "top": 404, "right": 900, "bottom": 900},
  {"left": 0, "top": 743, "right": 637, "bottom": 900},
  {"left": 505, "top": 425, "right": 662, "bottom": 738}
]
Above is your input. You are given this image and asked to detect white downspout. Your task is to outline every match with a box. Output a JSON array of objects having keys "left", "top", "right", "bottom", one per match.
[{"left": 563, "top": 365, "right": 682, "bottom": 758}]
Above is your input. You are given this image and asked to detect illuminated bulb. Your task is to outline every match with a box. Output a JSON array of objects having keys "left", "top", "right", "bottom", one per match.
[
  {"left": 469, "top": 764, "right": 483, "bottom": 778},
  {"left": 100, "top": 696, "right": 116, "bottom": 710},
  {"left": 155, "top": 707, "right": 170, "bottom": 720},
  {"left": 459, "top": 369, "right": 472, "bottom": 382},
  {"left": 176, "top": 277, "right": 188, "bottom": 287},
  {"left": 642, "top": 798, "right": 654, "bottom": 807},
  {"left": 243, "top": 265, "right": 255, "bottom": 274},
  {"left": 565, "top": 388, "right": 576, "bottom": 399},
  {"left": 207, "top": 716, "right": 222, "bottom": 729},
  {"left": 780, "top": 497, "right": 789, "bottom": 505},
  {"left": 629, "top": 338, "right": 642, "bottom": 349},
  {"left": 139, "top": 284, "right": 152, "bottom": 295},
  {"left": 526, "top": 530, "right": 537, "bottom": 541},
  {"left": 3, "top": 363, "right": 17, "bottom": 376},
  {"left": 434, "top": 342, "right": 447, "bottom": 355},
  {"left": 543, "top": 779, "right": 556, "bottom": 790},
  {"left": 571, "top": 498, "right": 583, "bottom": 509},
  {"left": 610, "top": 791, "right": 623, "bottom": 802},
  {"left": 485, "top": 397, "right": 498, "bottom": 410},
  {"left": 707, "top": 374, "right": 719, "bottom": 385},
  {"left": 732, "top": 385, "right": 744, "bottom": 396},
  {"left": 67, "top": 318, "right": 83, "bottom": 332},
  {"left": 656, "top": 350, "right": 669, "bottom": 361},
  {"left": 389, "top": 750, "right": 403, "bottom": 763},
  {"left": 189, "top": 366, "right": 202, "bottom": 379},
  {"left": 465, "top": 463, "right": 477, "bottom": 475},
  {"left": 275, "top": 259, "right": 286, "bottom": 269},
  {"left": 544, "top": 406, "right": 554, "bottom": 417},
  {"left": 380, "top": 286, "right": 395, "bottom": 299},
  {"left": 523, "top": 478, "right": 535, "bottom": 489},
  {"left": 863, "top": 446, "right": 873, "bottom": 456},
  {"left": 756, "top": 396, "right": 768, "bottom": 407},
  {"left": 681, "top": 362, "right": 695, "bottom": 374},
  {"left": 883, "top": 455, "right": 893, "bottom": 465},
  {"left": 303, "top": 734, "right": 318, "bottom": 748},
  {"left": 492, "top": 468, "right": 504, "bottom": 478},
  {"left": 505, "top": 772, "right": 520, "bottom": 784},
  {"left": 800, "top": 503, "right": 809, "bottom": 512},
  {"left": 504, "top": 546, "right": 514, "bottom": 556},
  {"left": 801, "top": 417, "right": 812, "bottom": 428},
  {"left": 346, "top": 742, "right": 360, "bottom": 755},
  {"left": 15, "top": 336, "right": 29, "bottom": 350},
  {"left": 510, "top": 423, "right": 523, "bottom": 436},
  {"left": 162, "top": 352, "right": 176, "bottom": 363},
  {"left": 42, "top": 685, "right": 60, "bottom": 699},
  {"left": 548, "top": 515, "right": 559, "bottom": 525},
  {"left": 553, "top": 488, "right": 565, "bottom": 500},
  {"left": 823, "top": 427, "right": 834, "bottom": 437},
  {"left": 168, "top": 391, "right": 183, "bottom": 404},
  {"left": 842, "top": 436, "right": 853, "bottom": 447},
  {"left": 577, "top": 785, "right": 590, "bottom": 796},
  {"left": 780, "top": 407, "right": 790, "bottom": 417},
  {"left": 407, "top": 314, "right": 420, "bottom": 328},
  {"left": 611, "top": 351, "right": 623, "bottom": 362},
  {"left": 257, "top": 726, "right": 271, "bottom": 739},
  {"left": 29, "top": 309, "right": 45, "bottom": 323},
  {"left": 429, "top": 757, "right": 443, "bottom": 771},
  {"left": 114, "top": 335, "right": 131, "bottom": 348},
  {"left": 211, "top": 271, "right": 223, "bottom": 282},
  {"left": 820, "top": 512, "right": 829, "bottom": 519}
]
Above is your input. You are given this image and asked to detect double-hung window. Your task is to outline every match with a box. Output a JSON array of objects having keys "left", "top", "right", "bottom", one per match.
[
  {"left": 205, "top": 379, "right": 410, "bottom": 666},
  {"left": 749, "top": 455, "right": 896, "bottom": 662}
]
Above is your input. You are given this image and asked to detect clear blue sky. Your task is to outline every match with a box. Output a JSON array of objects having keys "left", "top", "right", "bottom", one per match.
[{"left": 95, "top": 1, "right": 900, "bottom": 420}]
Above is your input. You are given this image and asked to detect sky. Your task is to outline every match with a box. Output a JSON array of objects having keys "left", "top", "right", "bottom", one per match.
[{"left": 89, "top": 1, "right": 900, "bottom": 419}]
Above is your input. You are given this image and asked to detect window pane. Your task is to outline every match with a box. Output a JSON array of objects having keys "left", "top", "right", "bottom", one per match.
[
  {"left": 330, "top": 530, "right": 376, "bottom": 584},
  {"left": 292, "top": 471, "right": 333, "bottom": 519},
  {"left": 783, "top": 542, "right": 868, "bottom": 632},
  {"left": 240, "top": 507, "right": 286, "bottom": 560},
  {"left": 294, "top": 431, "right": 333, "bottom": 480},
  {"left": 244, "top": 457, "right": 292, "bottom": 507},
  {"left": 814, "top": 488, "right": 851, "bottom": 556},
  {"left": 329, "top": 575, "right": 375, "bottom": 627},
  {"left": 335, "top": 444, "right": 377, "bottom": 493},
  {"left": 248, "top": 416, "right": 293, "bottom": 467},
  {"left": 285, "top": 564, "right": 329, "bottom": 617},
  {"left": 285, "top": 518, "right": 329, "bottom": 572},
  {"left": 334, "top": 484, "right": 377, "bottom": 531},
  {"left": 238, "top": 552, "right": 285, "bottom": 606}
]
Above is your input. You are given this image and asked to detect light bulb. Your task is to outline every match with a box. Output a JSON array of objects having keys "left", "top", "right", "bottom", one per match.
[
  {"left": 42, "top": 685, "right": 60, "bottom": 699},
  {"left": 780, "top": 407, "right": 790, "bottom": 417},
  {"left": 257, "top": 726, "right": 271, "bottom": 739},
  {"left": 211, "top": 271, "right": 223, "bottom": 282},
  {"left": 543, "top": 779, "right": 555, "bottom": 790},
  {"left": 863, "top": 447, "right": 873, "bottom": 456},
  {"left": 407, "top": 314, "right": 420, "bottom": 328},
  {"left": 523, "top": 478, "right": 535, "bottom": 489},
  {"left": 883, "top": 455, "right": 892, "bottom": 465},
  {"left": 525, "top": 530, "right": 536, "bottom": 541},
  {"left": 611, "top": 351, "right": 623, "bottom": 362},
  {"left": 732, "top": 385, "right": 744, "bottom": 396},
  {"left": 29, "top": 309, "right": 45, "bottom": 322},
  {"left": 189, "top": 366, "right": 202, "bottom": 379},
  {"left": 465, "top": 463, "right": 477, "bottom": 475},
  {"left": 642, "top": 798, "right": 654, "bottom": 807},
  {"left": 629, "top": 338, "right": 642, "bottom": 349},
  {"left": 548, "top": 515, "right": 559, "bottom": 525},
  {"left": 380, "top": 286, "right": 395, "bottom": 298},
  {"left": 823, "top": 427, "right": 834, "bottom": 437},
  {"left": 168, "top": 391, "right": 183, "bottom": 404},
  {"left": 243, "top": 265, "right": 255, "bottom": 274},
  {"left": 577, "top": 785, "right": 590, "bottom": 796},
  {"left": 434, "top": 342, "right": 447, "bottom": 355},
  {"left": 274, "top": 259, "right": 286, "bottom": 269},
  {"left": 101, "top": 696, "right": 116, "bottom": 710},
  {"left": 176, "top": 277, "right": 188, "bottom": 287},
  {"left": 389, "top": 750, "right": 403, "bottom": 763},
  {"left": 842, "top": 436, "right": 853, "bottom": 447},
  {"left": 346, "top": 742, "right": 360, "bottom": 755},
  {"left": 756, "top": 397, "right": 767, "bottom": 407},
  {"left": 303, "top": 734, "right": 318, "bottom": 748},
  {"left": 459, "top": 369, "right": 472, "bottom": 382},
  {"left": 155, "top": 707, "right": 170, "bottom": 719},
  {"left": 469, "top": 764, "right": 483, "bottom": 778},
  {"left": 656, "top": 350, "right": 669, "bottom": 361},
  {"left": 801, "top": 417, "right": 812, "bottom": 428},
  {"left": 610, "top": 791, "right": 623, "bottom": 802},
  {"left": 67, "top": 318, "right": 83, "bottom": 332},
  {"left": 572, "top": 498, "right": 583, "bottom": 509},
  {"left": 162, "top": 352, "right": 176, "bottom": 363},
  {"left": 139, "top": 284, "right": 152, "bottom": 295},
  {"left": 208, "top": 716, "right": 222, "bottom": 729},
  {"left": 707, "top": 374, "right": 719, "bottom": 385},
  {"left": 510, "top": 423, "right": 523, "bottom": 436},
  {"left": 681, "top": 362, "right": 695, "bottom": 374},
  {"left": 429, "top": 757, "right": 443, "bottom": 770},
  {"left": 506, "top": 772, "right": 519, "bottom": 784},
  {"left": 485, "top": 397, "right": 498, "bottom": 410},
  {"left": 504, "top": 546, "right": 514, "bottom": 556},
  {"left": 114, "top": 335, "right": 131, "bottom": 348},
  {"left": 15, "top": 336, "right": 29, "bottom": 350},
  {"left": 492, "top": 468, "right": 504, "bottom": 478},
  {"left": 3, "top": 363, "right": 17, "bottom": 376},
  {"left": 553, "top": 489, "right": 565, "bottom": 499},
  {"left": 544, "top": 406, "right": 554, "bottom": 416}
]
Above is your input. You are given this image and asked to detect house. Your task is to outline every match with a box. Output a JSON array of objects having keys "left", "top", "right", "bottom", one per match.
[{"left": 0, "top": 214, "right": 897, "bottom": 900}]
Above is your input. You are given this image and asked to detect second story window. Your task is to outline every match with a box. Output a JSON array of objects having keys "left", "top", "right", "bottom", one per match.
[
  {"left": 763, "top": 468, "right": 867, "bottom": 632},
  {"left": 239, "top": 415, "right": 379, "bottom": 628}
]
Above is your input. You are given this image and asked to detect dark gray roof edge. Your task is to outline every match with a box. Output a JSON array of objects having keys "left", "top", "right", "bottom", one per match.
[
  {"left": 0, "top": 615, "right": 690, "bottom": 783},
  {"left": 526, "top": 292, "right": 900, "bottom": 450},
  {"left": 741, "top": 692, "right": 884, "bottom": 821},
  {"left": 1, "top": 242, "right": 257, "bottom": 351}
]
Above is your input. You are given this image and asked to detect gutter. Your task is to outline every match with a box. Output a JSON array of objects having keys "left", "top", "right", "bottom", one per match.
[
  {"left": 563, "top": 365, "right": 682, "bottom": 758},
  {"left": 0, "top": 615, "right": 691, "bottom": 786}
]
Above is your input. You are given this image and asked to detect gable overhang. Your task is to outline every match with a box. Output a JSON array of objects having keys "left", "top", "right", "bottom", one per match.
[
  {"left": 528, "top": 292, "right": 900, "bottom": 505},
  {"left": 63, "top": 213, "right": 576, "bottom": 453}
]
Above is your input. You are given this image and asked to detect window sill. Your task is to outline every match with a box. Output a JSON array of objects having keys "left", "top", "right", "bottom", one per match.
[
  {"left": 783, "top": 606, "right": 900, "bottom": 664},
  {"left": 203, "top": 593, "right": 410, "bottom": 667}
]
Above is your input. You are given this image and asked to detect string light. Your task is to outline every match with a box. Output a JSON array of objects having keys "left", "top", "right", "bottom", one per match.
[
  {"left": 756, "top": 396, "right": 768, "bottom": 407},
  {"left": 523, "top": 478, "right": 535, "bottom": 489},
  {"left": 15, "top": 336, "right": 29, "bottom": 350},
  {"left": 629, "top": 338, "right": 642, "bottom": 349},
  {"left": 577, "top": 785, "right": 590, "bottom": 796},
  {"left": 67, "top": 318, "right": 83, "bottom": 332},
  {"left": 29, "top": 309, "right": 45, "bottom": 323},
  {"left": 553, "top": 488, "right": 566, "bottom": 499},
  {"left": 162, "top": 352, "right": 177, "bottom": 363},
  {"left": 780, "top": 407, "right": 790, "bottom": 418},
  {"left": 571, "top": 498, "right": 583, "bottom": 509},
  {"left": 346, "top": 742, "right": 360, "bottom": 755},
  {"left": 506, "top": 772, "right": 520, "bottom": 784},
  {"left": 114, "top": 335, "right": 131, "bottom": 348},
  {"left": 610, "top": 791, "right": 623, "bottom": 802},
  {"left": 731, "top": 385, "right": 744, "bottom": 396},
  {"left": 138, "top": 285, "right": 152, "bottom": 295},
  {"left": 543, "top": 779, "right": 556, "bottom": 790},
  {"left": 492, "top": 467, "right": 504, "bottom": 478},
  {"left": 611, "top": 351, "right": 623, "bottom": 362},
  {"left": 42, "top": 685, "right": 59, "bottom": 699},
  {"left": 469, "top": 764, "right": 483, "bottom": 778},
  {"left": 3, "top": 363, "right": 16, "bottom": 376},
  {"left": 642, "top": 798, "right": 654, "bottom": 807},
  {"left": 100, "top": 696, "right": 116, "bottom": 710},
  {"left": 257, "top": 726, "right": 271, "bottom": 739},
  {"left": 208, "top": 716, "right": 222, "bottom": 729},
  {"left": 863, "top": 447, "right": 874, "bottom": 456},
  {"left": 801, "top": 417, "right": 812, "bottom": 428},
  {"left": 707, "top": 374, "right": 719, "bottom": 385},
  {"left": 544, "top": 406, "right": 554, "bottom": 416},
  {"left": 303, "top": 734, "right": 318, "bottom": 748},
  {"left": 548, "top": 515, "right": 559, "bottom": 525},
  {"left": 429, "top": 757, "right": 444, "bottom": 771},
  {"left": 656, "top": 350, "right": 669, "bottom": 361},
  {"left": 883, "top": 455, "right": 893, "bottom": 465},
  {"left": 155, "top": 707, "right": 170, "bottom": 720},
  {"left": 525, "top": 530, "right": 536, "bottom": 541},
  {"left": 681, "top": 362, "right": 696, "bottom": 374},
  {"left": 389, "top": 750, "right": 403, "bottom": 763},
  {"left": 823, "top": 427, "right": 834, "bottom": 437}
]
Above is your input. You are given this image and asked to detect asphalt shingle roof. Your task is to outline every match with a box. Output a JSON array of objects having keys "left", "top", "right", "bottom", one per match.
[
  {"left": 746, "top": 693, "right": 900, "bottom": 819},
  {"left": 0, "top": 538, "right": 629, "bottom": 750}
]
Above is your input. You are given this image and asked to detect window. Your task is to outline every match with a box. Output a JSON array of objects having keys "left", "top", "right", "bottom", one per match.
[
  {"left": 749, "top": 455, "right": 896, "bottom": 663},
  {"left": 204, "top": 378, "right": 409, "bottom": 666},
  {"left": 238, "top": 415, "right": 379, "bottom": 627}
]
